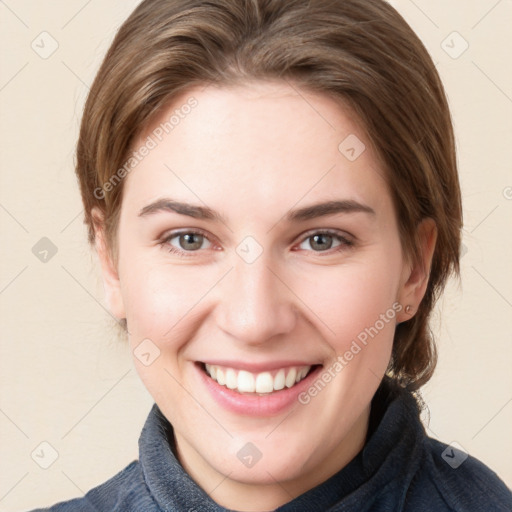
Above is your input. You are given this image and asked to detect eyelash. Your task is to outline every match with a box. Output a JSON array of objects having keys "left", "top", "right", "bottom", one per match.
[{"left": 159, "top": 229, "right": 354, "bottom": 258}]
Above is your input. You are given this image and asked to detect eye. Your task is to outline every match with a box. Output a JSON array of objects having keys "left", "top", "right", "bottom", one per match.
[
  {"left": 160, "top": 230, "right": 214, "bottom": 257},
  {"left": 159, "top": 228, "right": 354, "bottom": 258},
  {"left": 297, "top": 230, "right": 353, "bottom": 253}
]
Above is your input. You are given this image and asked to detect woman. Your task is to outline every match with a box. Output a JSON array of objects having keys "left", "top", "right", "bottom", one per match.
[{"left": 30, "top": 0, "right": 512, "bottom": 510}]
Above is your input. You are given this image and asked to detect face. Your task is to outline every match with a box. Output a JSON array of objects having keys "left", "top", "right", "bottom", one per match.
[{"left": 96, "top": 81, "right": 431, "bottom": 509}]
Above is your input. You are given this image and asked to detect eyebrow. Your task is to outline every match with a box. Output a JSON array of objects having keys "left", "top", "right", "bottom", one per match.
[{"left": 138, "top": 198, "right": 375, "bottom": 223}]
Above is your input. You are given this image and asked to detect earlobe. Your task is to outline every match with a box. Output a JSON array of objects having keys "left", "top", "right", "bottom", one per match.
[
  {"left": 397, "top": 218, "right": 437, "bottom": 323},
  {"left": 91, "top": 208, "right": 126, "bottom": 320}
]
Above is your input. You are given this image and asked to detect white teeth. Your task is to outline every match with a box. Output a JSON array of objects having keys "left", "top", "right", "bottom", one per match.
[
  {"left": 255, "top": 372, "right": 274, "bottom": 393},
  {"left": 238, "top": 370, "right": 255, "bottom": 392},
  {"left": 274, "top": 369, "right": 285, "bottom": 391},
  {"left": 285, "top": 368, "right": 297, "bottom": 388},
  {"left": 226, "top": 368, "right": 237, "bottom": 389},
  {"left": 204, "top": 364, "right": 312, "bottom": 394}
]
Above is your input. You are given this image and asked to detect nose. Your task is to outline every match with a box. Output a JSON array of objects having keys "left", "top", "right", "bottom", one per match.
[{"left": 214, "top": 255, "right": 298, "bottom": 346}]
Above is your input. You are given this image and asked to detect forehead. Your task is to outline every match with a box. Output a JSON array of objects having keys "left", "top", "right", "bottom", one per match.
[{"left": 122, "top": 81, "right": 391, "bottom": 220}]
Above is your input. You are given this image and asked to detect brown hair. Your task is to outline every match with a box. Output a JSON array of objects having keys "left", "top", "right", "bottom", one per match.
[{"left": 76, "top": 0, "right": 462, "bottom": 390}]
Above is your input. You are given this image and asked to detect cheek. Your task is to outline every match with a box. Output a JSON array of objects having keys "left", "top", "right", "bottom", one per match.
[
  {"left": 293, "top": 253, "right": 402, "bottom": 351},
  {"left": 119, "top": 259, "right": 216, "bottom": 340},
  {"left": 119, "top": 263, "right": 213, "bottom": 402}
]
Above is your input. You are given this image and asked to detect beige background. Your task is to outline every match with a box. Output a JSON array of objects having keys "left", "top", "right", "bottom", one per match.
[{"left": 0, "top": 1, "right": 511, "bottom": 510}]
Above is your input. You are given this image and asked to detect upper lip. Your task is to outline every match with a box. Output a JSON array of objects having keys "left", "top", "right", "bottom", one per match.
[{"left": 198, "top": 360, "right": 322, "bottom": 373}]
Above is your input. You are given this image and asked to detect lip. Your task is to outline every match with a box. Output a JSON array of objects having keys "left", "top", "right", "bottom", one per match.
[{"left": 195, "top": 362, "right": 323, "bottom": 416}]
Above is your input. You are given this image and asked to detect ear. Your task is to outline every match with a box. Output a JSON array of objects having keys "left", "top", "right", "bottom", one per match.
[
  {"left": 91, "top": 207, "right": 126, "bottom": 320},
  {"left": 396, "top": 218, "right": 437, "bottom": 323}
]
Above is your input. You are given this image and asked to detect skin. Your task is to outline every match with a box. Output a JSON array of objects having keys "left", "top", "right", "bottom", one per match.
[{"left": 93, "top": 81, "right": 436, "bottom": 511}]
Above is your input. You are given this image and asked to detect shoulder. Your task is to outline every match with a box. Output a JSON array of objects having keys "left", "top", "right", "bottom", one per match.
[
  {"left": 405, "top": 436, "right": 512, "bottom": 512},
  {"left": 26, "top": 460, "right": 159, "bottom": 512}
]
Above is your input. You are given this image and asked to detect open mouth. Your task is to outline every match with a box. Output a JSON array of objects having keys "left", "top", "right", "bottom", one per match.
[{"left": 198, "top": 362, "right": 321, "bottom": 396}]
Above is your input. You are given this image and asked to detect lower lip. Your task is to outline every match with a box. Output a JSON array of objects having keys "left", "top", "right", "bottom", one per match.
[{"left": 195, "top": 363, "right": 323, "bottom": 416}]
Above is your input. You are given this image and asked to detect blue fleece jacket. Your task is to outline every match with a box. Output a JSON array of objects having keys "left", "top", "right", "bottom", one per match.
[{"left": 28, "top": 377, "right": 512, "bottom": 511}]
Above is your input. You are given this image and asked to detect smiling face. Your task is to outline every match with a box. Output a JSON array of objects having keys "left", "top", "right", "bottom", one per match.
[{"left": 94, "top": 81, "right": 433, "bottom": 510}]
